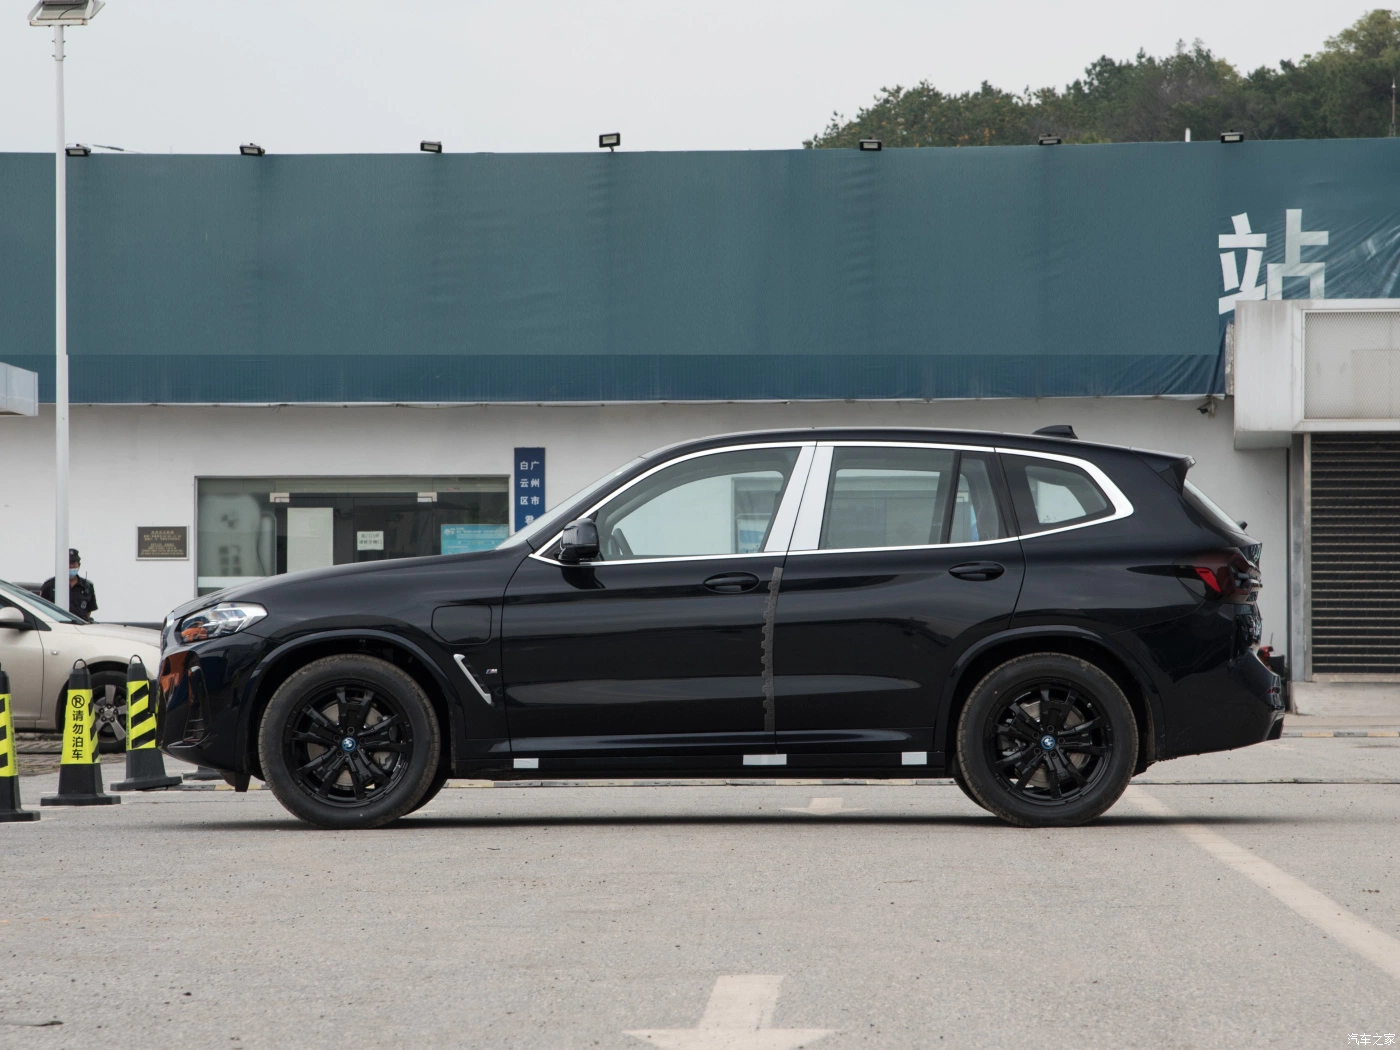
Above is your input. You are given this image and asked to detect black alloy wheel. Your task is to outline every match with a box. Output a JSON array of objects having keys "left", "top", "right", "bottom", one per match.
[
  {"left": 259, "top": 655, "right": 440, "bottom": 829},
  {"left": 956, "top": 653, "right": 1137, "bottom": 828}
]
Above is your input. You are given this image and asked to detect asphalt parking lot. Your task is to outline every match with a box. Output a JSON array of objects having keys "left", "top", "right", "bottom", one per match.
[{"left": 3, "top": 737, "right": 1398, "bottom": 1050}]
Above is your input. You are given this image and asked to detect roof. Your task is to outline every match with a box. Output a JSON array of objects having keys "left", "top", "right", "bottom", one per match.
[{"left": 3, "top": 140, "right": 1398, "bottom": 404}]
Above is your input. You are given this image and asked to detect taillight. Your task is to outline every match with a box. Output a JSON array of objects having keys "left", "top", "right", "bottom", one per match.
[{"left": 1177, "top": 549, "right": 1260, "bottom": 604}]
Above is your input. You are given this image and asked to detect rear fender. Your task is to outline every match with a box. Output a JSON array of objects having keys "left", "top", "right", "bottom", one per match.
[{"left": 935, "top": 625, "right": 1167, "bottom": 771}]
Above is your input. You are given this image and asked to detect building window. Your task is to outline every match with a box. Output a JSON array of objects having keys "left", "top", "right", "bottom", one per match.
[{"left": 195, "top": 476, "right": 508, "bottom": 595}]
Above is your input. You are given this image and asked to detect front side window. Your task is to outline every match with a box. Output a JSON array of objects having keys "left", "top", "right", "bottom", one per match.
[
  {"left": 816, "top": 447, "right": 1007, "bottom": 550},
  {"left": 592, "top": 447, "right": 800, "bottom": 560},
  {"left": 1001, "top": 454, "right": 1112, "bottom": 534}
]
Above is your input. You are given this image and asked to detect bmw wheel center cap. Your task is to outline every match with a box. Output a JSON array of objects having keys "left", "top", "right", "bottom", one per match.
[
  {"left": 341, "top": 736, "right": 358, "bottom": 752},
  {"left": 1040, "top": 734, "right": 1057, "bottom": 751}
]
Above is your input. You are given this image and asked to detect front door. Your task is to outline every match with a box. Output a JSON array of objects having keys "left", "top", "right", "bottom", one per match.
[
  {"left": 773, "top": 443, "right": 1025, "bottom": 767},
  {"left": 501, "top": 444, "right": 811, "bottom": 764}
]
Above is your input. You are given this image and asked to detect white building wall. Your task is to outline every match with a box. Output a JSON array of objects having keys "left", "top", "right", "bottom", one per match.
[{"left": 0, "top": 398, "right": 1288, "bottom": 650}]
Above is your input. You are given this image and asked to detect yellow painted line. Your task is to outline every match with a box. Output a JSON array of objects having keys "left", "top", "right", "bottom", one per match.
[
  {"left": 1124, "top": 787, "right": 1400, "bottom": 985},
  {"left": 1298, "top": 731, "right": 1334, "bottom": 737},
  {"left": 1366, "top": 731, "right": 1399, "bottom": 737}
]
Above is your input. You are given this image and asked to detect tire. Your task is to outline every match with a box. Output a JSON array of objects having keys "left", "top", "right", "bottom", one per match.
[
  {"left": 956, "top": 653, "right": 1137, "bottom": 828},
  {"left": 948, "top": 759, "right": 988, "bottom": 811},
  {"left": 408, "top": 766, "right": 450, "bottom": 814},
  {"left": 258, "top": 655, "right": 441, "bottom": 829}
]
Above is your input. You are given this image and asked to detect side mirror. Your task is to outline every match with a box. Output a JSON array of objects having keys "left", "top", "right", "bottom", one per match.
[
  {"left": 0, "top": 606, "right": 29, "bottom": 630},
  {"left": 557, "top": 519, "right": 600, "bottom": 565}
]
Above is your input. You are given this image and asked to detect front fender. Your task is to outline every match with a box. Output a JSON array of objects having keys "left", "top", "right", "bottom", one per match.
[{"left": 238, "top": 628, "right": 476, "bottom": 774}]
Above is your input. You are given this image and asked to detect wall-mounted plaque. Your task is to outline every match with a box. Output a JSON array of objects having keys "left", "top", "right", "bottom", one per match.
[{"left": 137, "top": 526, "right": 189, "bottom": 560}]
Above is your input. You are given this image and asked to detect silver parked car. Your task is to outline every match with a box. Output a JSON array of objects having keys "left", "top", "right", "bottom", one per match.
[{"left": 0, "top": 580, "right": 161, "bottom": 751}]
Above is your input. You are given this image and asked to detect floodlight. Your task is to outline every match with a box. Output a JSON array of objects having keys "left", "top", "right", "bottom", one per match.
[
  {"left": 65, "top": 144, "right": 90, "bottom": 157},
  {"left": 239, "top": 143, "right": 266, "bottom": 156},
  {"left": 858, "top": 138, "right": 882, "bottom": 151},
  {"left": 1219, "top": 131, "right": 1245, "bottom": 144},
  {"left": 599, "top": 132, "right": 621, "bottom": 151},
  {"left": 28, "top": 0, "right": 103, "bottom": 26},
  {"left": 1038, "top": 134, "right": 1063, "bottom": 145},
  {"left": 420, "top": 140, "right": 442, "bottom": 153}
]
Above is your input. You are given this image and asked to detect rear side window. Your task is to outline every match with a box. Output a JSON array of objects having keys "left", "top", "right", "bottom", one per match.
[
  {"left": 1001, "top": 454, "right": 1112, "bottom": 534},
  {"left": 821, "top": 447, "right": 955, "bottom": 549},
  {"left": 818, "top": 447, "right": 1006, "bottom": 549}
]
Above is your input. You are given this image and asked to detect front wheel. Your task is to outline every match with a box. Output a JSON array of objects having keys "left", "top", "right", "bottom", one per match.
[
  {"left": 259, "top": 655, "right": 441, "bottom": 829},
  {"left": 956, "top": 653, "right": 1137, "bottom": 828}
]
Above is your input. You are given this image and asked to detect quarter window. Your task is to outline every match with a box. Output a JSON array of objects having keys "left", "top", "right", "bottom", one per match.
[
  {"left": 1001, "top": 454, "right": 1112, "bottom": 534},
  {"left": 592, "top": 447, "right": 800, "bottom": 560}
]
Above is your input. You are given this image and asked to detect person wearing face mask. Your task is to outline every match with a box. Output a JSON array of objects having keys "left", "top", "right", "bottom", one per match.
[{"left": 40, "top": 548, "right": 99, "bottom": 622}]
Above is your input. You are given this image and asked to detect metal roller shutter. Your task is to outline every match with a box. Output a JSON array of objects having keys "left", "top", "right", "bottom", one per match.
[{"left": 1310, "top": 433, "right": 1400, "bottom": 675}]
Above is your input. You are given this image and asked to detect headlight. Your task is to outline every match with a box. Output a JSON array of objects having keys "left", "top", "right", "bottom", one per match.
[{"left": 177, "top": 602, "right": 267, "bottom": 643}]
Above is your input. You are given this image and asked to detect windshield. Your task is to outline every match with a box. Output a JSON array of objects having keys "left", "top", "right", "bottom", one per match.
[
  {"left": 1184, "top": 479, "right": 1246, "bottom": 536},
  {"left": 0, "top": 579, "right": 85, "bottom": 624},
  {"left": 496, "top": 458, "right": 645, "bottom": 550}
]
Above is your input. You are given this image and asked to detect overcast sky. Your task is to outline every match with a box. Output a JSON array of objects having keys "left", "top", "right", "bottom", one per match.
[{"left": 0, "top": 1, "right": 1380, "bottom": 155}]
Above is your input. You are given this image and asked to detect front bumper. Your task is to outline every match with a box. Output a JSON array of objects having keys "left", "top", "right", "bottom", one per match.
[{"left": 158, "top": 635, "right": 266, "bottom": 774}]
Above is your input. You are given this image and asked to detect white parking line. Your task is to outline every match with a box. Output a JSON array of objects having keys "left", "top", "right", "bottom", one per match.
[
  {"left": 626, "top": 975, "right": 832, "bottom": 1049},
  {"left": 1123, "top": 786, "right": 1400, "bottom": 984}
]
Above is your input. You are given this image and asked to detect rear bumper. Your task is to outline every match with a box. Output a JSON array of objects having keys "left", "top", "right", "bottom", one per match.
[{"left": 1161, "top": 649, "right": 1284, "bottom": 759}]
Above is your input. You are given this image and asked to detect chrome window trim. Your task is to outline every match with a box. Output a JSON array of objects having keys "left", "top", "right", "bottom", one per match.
[
  {"left": 787, "top": 440, "right": 1134, "bottom": 556},
  {"left": 528, "top": 441, "right": 815, "bottom": 568}
]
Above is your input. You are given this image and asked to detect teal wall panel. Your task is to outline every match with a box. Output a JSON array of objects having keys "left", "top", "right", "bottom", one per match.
[{"left": 1, "top": 141, "right": 1398, "bottom": 403}]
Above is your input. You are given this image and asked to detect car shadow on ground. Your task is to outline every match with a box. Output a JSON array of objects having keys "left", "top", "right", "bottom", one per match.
[{"left": 179, "top": 811, "right": 1333, "bottom": 833}]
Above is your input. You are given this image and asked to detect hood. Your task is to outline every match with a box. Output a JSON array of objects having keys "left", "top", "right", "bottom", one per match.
[
  {"left": 164, "top": 547, "right": 521, "bottom": 623},
  {"left": 72, "top": 622, "right": 161, "bottom": 650}
]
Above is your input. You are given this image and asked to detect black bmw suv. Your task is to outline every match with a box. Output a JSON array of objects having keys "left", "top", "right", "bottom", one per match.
[{"left": 158, "top": 427, "right": 1282, "bottom": 829}]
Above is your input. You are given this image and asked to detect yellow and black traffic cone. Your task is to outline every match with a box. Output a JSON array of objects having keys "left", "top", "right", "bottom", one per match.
[
  {"left": 112, "top": 657, "right": 181, "bottom": 792},
  {"left": 41, "top": 660, "right": 119, "bottom": 807},
  {"left": 0, "top": 664, "right": 40, "bottom": 822}
]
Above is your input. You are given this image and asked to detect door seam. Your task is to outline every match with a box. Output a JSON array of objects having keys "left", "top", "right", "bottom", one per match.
[{"left": 761, "top": 565, "right": 783, "bottom": 733}]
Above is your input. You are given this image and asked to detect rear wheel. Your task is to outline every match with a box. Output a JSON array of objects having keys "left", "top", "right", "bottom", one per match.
[
  {"left": 956, "top": 653, "right": 1137, "bottom": 828},
  {"left": 259, "top": 655, "right": 440, "bottom": 829}
]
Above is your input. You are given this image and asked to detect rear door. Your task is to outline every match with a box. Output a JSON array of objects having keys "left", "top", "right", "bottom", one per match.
[{"left": 772, "top": 442, "right": 1025, "bottom": 768}]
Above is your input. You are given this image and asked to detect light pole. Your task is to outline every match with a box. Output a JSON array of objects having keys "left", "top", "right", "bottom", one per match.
[{"left": 28, "top": 0, "right": 103, "bottom": 604}]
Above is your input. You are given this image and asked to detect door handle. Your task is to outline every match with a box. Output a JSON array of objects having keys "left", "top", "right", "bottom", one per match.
[
  {"left": 703, "top": 572, "right": 761, "bottom": 594},
  {"left": 948, "top": 561, "right": 1005, "bottom": 581}
]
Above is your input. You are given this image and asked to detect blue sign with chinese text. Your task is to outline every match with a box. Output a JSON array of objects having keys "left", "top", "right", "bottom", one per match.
[
  {"left": 441, "top": 523, "right": 509, "bottom": 554},
  {"left": 514, "top": 447, "right": 546, "bottom": 532}
]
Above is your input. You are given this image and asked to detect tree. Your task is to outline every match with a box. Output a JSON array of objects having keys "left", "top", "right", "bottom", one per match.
[{"left": 805, "top": 9, "right": 1400, "bottom": 147}]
